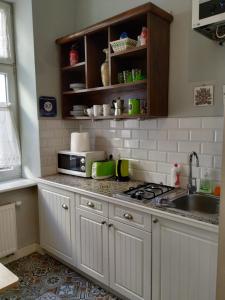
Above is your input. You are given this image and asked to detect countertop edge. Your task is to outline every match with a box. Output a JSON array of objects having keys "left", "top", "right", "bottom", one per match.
[{"left": 37, "top": 177, "right": 219, "bottom": 233}]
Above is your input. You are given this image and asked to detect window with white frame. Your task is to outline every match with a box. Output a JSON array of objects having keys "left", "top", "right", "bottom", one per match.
[{"left": 0, "top": 1, "right": 21, "bottom": 181}]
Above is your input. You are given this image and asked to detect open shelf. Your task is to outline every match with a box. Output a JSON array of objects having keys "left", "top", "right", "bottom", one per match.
[
  {"left": 63, "top": 80, "right": 147, "bottom": 95},
  {"left": 65, "top": 114, "right": 148, "bottom": 120},
  {"left": 56, "top": 3, "right": 173, "bottom": 119},
  {"left": 110, "top": 45, "right": 147, "bottom": 58},
  {"left": 62, "top": 62, "right": 86, "bottom": 71}
]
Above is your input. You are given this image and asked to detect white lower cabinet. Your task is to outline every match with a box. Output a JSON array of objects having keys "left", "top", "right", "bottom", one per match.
[
  {"left": 152, "top": 217, "right": 218, "bottom": 300},
  {"left": 38, "top": 185, "right": 74, "bottom": 264},
  {"left": 76, "top": 209, "right": 109, "bottom": 285},
  {"left": 38, "top": 185, "right": 218, "bottom": 300},
  {"left": 109, "top": 220, "right": 151, "bottom": 300}
]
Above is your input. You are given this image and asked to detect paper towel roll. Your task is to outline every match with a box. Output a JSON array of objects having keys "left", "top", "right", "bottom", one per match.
[{"left": 70, "top": 132, "right": 90, "bottom": 152}]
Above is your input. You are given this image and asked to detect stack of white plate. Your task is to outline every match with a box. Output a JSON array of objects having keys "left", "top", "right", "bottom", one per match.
[
  {"left": 70, "top": 105, "right": 87, "bottom": 116},
  {"left": 70, "top": 83, "right": 85, "bottom": 91}
]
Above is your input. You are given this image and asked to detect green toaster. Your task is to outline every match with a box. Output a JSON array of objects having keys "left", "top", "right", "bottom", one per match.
[{"left": 91, "top": 160, "right": 115, "bottom": 180}]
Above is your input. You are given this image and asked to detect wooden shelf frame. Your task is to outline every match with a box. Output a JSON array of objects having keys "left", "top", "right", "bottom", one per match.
[
  {"left": 63, "top": 80, "right": 147, "bottom": 95},
  {"left": 56, "top": 3, "right": 173, "bottom": 119}
]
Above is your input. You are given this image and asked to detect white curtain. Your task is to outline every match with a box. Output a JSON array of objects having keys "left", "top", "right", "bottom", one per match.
[
  {"left": 0, "top": 108, "right": 21, "bottom": 169},
  {"left": 0, "top": 2, "right": 12, "bottom": 62}
]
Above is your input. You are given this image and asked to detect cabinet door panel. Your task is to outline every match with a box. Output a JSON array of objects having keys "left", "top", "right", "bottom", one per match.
[
  {"left": 109, "top": 220, "right": 151, "bottom": 300},
  {"left": 152, "top": 218, "right": 218, "bottom": 300},
  {"left": 76, "top": 209, "right": 108, "bottom": 285},
  {"left": 38, "top": 186, "right": 73, "bottom": 263}
]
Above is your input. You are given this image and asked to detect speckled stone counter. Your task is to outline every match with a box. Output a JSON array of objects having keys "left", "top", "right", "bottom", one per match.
[{"left": 39, "top": 174, "right": 219, "bottom": 226}]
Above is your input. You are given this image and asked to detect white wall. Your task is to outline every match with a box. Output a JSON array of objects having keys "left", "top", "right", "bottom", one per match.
[{"left": 32, "top": 0, "right": 80, "bottom": 118}]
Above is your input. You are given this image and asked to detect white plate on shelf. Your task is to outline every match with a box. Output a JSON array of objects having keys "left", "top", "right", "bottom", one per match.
[
  {"left": 70, "top": 83, "right": 85, "bottom": 90},
  {"left": 73, "top": 105, "right": 87, "bottom": 111},
  {"left": 70, "top": 110, "right": 86, "bottom": 116}
]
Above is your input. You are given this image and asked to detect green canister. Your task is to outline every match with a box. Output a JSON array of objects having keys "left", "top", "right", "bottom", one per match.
[{"left": 128, "top": 98, "right": 140, "bottom": 115}]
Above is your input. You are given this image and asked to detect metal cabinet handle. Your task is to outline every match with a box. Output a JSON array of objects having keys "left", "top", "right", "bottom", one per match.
[
  {"left": 108, "top": 223, "right": 114, "bottom": 228},
  {"left": 87, "top": 201, "right": 95, "bottom": 208},
  {"left": 153, "top": 218, "right": 159, "bottom": 224},
  {"left": 101, "top": 221, "right": 107, "bottom": 225},
  {"left": 62, "top": 203, "right": 68, "bottom": 210},
  {"left": 123, "top": 213, "right": 133, "bottom": 220}
]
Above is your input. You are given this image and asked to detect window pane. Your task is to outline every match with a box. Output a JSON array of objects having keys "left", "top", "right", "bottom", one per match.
[
  {"left": 0, "top": 73, "right": 7, "bottom": 102},
  {"left": 0, "top": 2, "right": 11, "bottom": 61}
]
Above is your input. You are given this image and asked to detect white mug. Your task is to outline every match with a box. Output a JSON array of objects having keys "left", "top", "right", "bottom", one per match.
[
  {"left": 103, "top": 104, "right": 111, "bottom": 116},
  {"left": 93, "top": 105, "right": 102, "bottom": 117},
  {"left": 86, "top": 108, "right": 93, "bottom": 117}
]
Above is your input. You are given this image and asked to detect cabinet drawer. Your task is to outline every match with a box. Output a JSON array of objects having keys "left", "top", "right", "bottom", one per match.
[
  {"left": 109, "top": 204, "right": 151, "bottom": 232},
  {"left": 76, "top": 195, "right": 108, "bottom": 217}
]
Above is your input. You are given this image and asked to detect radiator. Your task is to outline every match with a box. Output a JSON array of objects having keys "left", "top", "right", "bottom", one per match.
[{"left": 0, "top": 203, "right": 17, "bottom": 258}]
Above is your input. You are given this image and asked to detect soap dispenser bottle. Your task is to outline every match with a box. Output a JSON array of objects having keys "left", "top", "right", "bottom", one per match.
[{"left": 199, "top": 171, "right": 212, "bottom": 193}]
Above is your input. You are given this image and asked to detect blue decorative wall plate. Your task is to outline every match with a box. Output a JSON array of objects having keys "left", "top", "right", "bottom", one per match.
[{"left": 39, "top": 96, "right": 57, "bottom": 117}]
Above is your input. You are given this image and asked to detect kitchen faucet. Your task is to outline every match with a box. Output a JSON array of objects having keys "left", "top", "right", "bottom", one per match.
[{"left": 188, "top": 151, "right": 200, "bottom": 194}]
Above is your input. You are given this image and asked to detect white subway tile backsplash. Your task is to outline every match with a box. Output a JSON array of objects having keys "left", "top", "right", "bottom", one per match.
[
  {"left": 168, "top": 130, "right": 189, "bottom": 141},
  {"left": 178, "top": 142, "right": 201, "bottom": 153},
  {"left": 110, "top": 120, "right": 123, "bottom": 129},
  {"left": 167, "top": 152, "right": 188, "bottom": 164},
  {"left": 202, "top": 117, "right": 223, "bottom": 129},
  {"left": 124, "top": 139, "right": 139, "bottom": 149},
  {"left": 198, "top": 154, "right": 213, "bottom": 168},
  {"left": 201, "top": 142, "right": 223, "bottom": 155},
  {"left": 140, "top": 140, "right": 157, "bottom": 150},
  {"left": 130, "top": 169, "right": 167, "bottom": 185},
  {"left": 149, "top": 151, "right": 167, "bottom": 162},
  {"left": 158, "top": 118, "right": 178, "bottom": 129},
  {"left": 132, "top": 149, "right": 148, "bottom": 160},
  {"left": 158, "top": 141, "right": 177, "bottom": 152},
  {"left": 108, "top": 138, "right": 123, "bottom": 148},
  {"left": 190, "top": 129, "right": 214, "bottom": 142},
  {"left": 148, "top": 130, "right": 167, "bottom": 140},
  {"left": 182, "top": 165, "right": 200, "bottom": 179},
  {"left": 114, "top": 148, "right": 131, "bottom": 159},
  {"left": 179, "top": 118, "right": 201, "bottom": 129},
  {"left": 140, "top": 119, "right": 157, "bottom": 129},
  {"left": 132, "top": 130, "right": 148, "bottom": 139},
  {"left": 120, "top": 130, "right": 131, "bottom": 138},
  {"left": 157, "top": 162, "right": 172, "bottom": 174},
  {"left": 214, "top": 156, "right": 222, "bottom": 169},
  {"left": 124, "top": 119, "right": 139, "bottom": 129},
  {"left": 40, "top": 117, "right": 223, "bottom": 187},
  {"left": 215, "top": 130, "right": 223, "bottom": 143},
  {"left": 129, "top": 159, "right": 157, "bottom": 172}
]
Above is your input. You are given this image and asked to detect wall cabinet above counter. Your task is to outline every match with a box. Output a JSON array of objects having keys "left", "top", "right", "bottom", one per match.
[{"left": 55, "top": 3, "right": 173, "bottom": 120}]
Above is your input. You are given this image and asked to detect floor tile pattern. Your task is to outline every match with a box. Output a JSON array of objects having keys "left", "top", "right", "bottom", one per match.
[{"left": 0, "top": 253, "right": 119, "bottom": 300}]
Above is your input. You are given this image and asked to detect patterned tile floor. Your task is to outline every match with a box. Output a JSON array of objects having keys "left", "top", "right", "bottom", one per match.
[{"left": 0, "top": 253, "right": 120, "bottom": 300}]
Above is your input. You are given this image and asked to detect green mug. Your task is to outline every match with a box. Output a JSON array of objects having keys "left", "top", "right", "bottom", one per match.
[{"left": 128, "top": 98, "right": 140, "bottom": 115}]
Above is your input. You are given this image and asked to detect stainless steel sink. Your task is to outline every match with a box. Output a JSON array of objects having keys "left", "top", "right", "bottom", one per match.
[{"left": 171, "top": 193, "right": 219, "bottom": 214}]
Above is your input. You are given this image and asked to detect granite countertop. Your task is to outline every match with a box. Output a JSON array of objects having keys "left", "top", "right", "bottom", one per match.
[{"left": 39, "top": 174, "right": 219, "bottom": 226}]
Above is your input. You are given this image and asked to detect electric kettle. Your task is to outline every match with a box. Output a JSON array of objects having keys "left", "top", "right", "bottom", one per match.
[{"left": 115, "top": 159, "right": 129, "bottom": 181}]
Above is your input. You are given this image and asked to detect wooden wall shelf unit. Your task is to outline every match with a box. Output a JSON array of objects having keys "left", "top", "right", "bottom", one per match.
[{"left": 56, "top": 3, "right": 173, "bottom": 120}]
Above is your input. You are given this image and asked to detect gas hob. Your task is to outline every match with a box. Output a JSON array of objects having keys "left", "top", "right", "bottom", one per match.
[{"left": 113, "top": 182, "right": 177, "bottom": 204}]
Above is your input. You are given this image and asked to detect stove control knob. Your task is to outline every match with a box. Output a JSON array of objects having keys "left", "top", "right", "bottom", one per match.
[
  {"left": 137, "top": 194, "right": 143, "bottom": 200},
  {"left": 153, "top": 218, "right": 159, "bottom": 224}
]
